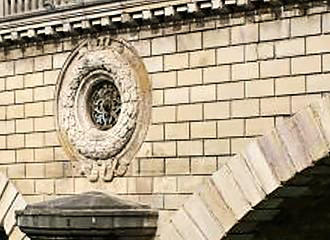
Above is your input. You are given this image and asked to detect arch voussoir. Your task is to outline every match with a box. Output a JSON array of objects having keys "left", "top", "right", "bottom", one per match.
[
  {"left": 159, "top": 96, "right": 330, "bottom": 240},
  {"left": 0, "top": 173, "right": 27, "bottom": 240}
]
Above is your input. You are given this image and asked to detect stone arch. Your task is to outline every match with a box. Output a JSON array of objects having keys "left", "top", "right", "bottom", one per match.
[
  {"left": 0, "top": 173, "right": 27, "bottom": 240},
  {"left": 159, "top": 96, "right": 330, "bottom": 240}
]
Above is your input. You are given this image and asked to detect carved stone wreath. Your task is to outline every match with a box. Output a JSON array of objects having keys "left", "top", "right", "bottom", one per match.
[{"left": 55, "top": 37, "right": 151, "bottom": 182}]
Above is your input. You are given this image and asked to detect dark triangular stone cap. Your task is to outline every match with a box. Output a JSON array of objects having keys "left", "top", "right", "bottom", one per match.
[
  {"left": 26, "top": 191, "right": 150, "bottom": 210},
  {"left": 16, "top": 191, "right": 158, "bottom": 239}
]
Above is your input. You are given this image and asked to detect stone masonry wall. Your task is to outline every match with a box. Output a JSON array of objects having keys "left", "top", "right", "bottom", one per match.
[{"left": 0, "top": 3, "right": 330, "bottom": 228}]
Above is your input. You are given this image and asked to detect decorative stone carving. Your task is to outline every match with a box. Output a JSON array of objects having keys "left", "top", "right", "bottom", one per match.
[{"left": 56, "top": 36, "right": 151, "bottom": 182}]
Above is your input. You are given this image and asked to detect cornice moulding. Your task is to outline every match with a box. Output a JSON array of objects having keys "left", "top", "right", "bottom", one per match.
[{"left": 0, "top": 0, "right": 326, "bottom": 46}]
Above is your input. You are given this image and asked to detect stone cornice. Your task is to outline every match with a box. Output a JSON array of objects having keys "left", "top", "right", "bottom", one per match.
[{"left": 0, "top": 0, "right": 326, "bottom": 45}]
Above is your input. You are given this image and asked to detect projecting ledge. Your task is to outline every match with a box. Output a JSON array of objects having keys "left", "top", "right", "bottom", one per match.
[{"left": 15, "top": 191, "right": 159, "bottom": 240}]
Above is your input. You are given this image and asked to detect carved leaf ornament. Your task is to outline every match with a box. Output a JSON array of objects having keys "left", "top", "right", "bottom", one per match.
[{"left": 55, "top": 37, "right": 151, "bottom": 182}]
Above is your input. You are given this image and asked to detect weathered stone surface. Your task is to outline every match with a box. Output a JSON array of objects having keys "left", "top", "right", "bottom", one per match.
[
  {"left": 243, "top": 141, "right": 280, "bottom": 194},
  {"left": 313, "top": 97, "right": 330, "bottom": 148},
  {"left": 260, "top": 19, "right": 290, "bottom": 41},
  {"left": 258, "top": 130, "right": 296, "bottom": 182},
  {"left": 275, "top": 38, "right": 305, "bottom": 57},
  {"left": 8, "top": 226, "right": 25, "bottom": 240},
  {"left": 0, "top": 182, "right": 18, "bottom": 224},
  {"left": 184, "top": 195, "right": 225, "bottom": 240},
  {"left": 276, "top": 118, "right": 313, "bottom": 172},
  {"left": 227, "top": 154, "right": 265, "bottom": 207},
  {"left": 293, "top": 107, "right": 328, "bottom": 161},
  {"left": 171, "top": 209, "right": 206, "bottom": 240},
  {"left": 198, "top": 179, "right": 236, "bottom": 232},
  {"left": 212, "top": 165, "right": 251, "bottom": 219},
  {"left": 0, "top": 173, "right": 9, "bottom": 196},
  {"left": 159, "top": 223, "right": 183, "bottom": 240},
  {"left": 4, "top": 194, "right": 26, "bottom": 235}
]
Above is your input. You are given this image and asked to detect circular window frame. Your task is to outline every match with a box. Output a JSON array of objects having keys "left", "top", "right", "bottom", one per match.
[{"left": 86, "top": 78, "right": 122, "bottom": 131}]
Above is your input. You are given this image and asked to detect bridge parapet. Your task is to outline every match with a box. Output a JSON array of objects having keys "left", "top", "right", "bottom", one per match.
[
  {"left": 0, "top": 0, "right": 324, "bottom": 45},
  {"left": 0, "top": 0, "right": 104, "bottom": 18}
]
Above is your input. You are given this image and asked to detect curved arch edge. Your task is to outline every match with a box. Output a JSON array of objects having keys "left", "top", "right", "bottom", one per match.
[{"left": 158, "top": 95, "right": 330, "bottom": 240}]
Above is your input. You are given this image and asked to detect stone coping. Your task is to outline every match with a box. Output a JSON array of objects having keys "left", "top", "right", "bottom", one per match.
[
  {"left": 17, "top": 209, "right": 159, "bottom": 216},
  {"left": 0, "top": 0, "right": 326, "bottom": 46},
  {"left": 22, "top": 191, "right": 152, "bottom": 210}
]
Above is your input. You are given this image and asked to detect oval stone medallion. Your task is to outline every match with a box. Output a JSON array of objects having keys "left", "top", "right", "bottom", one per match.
[{"left": 56, "top": 37, "right": 151, "bottom": 182}]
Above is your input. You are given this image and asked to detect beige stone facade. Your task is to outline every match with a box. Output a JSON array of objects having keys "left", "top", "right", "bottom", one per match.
[{"left": 0, "top": 0, "right": 330, "bottom": 238}]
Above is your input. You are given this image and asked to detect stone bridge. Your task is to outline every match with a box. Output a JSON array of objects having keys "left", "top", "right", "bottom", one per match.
[
  {"left": 0, "top": 96, "right": 330, "bottom": 239},
  {"left": 159, "top": 96, "right": 330, "bottom": 240},
  {"left": 0, "top": 0, "right": 328, "bottom": 239}
]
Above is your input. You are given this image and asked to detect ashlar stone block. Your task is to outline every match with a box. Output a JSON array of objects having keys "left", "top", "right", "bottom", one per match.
[
  {"left": 293, "top": 106, "right": 328, "bottom": 161},
  {"left": 306, "top": 73, "right": 330, "bottom": 93},
  {"left": 227, "top": 154, "right": 265, "bottom": 207},
  {"left": 165, "top": 123, "right": 189, "bottom": 140},
  {"left": 242, "top": 141, "right": 280, "bottom": 194},
  {"left": 232, "top": 62, "right": 259, "bottom": 81},
  {"left": 152, "top": 36, "right": 176, "bottom": 55},
  {"left": 184, "top": 194, "right": 225, "bottom": 240},
  {"left": 164, "top": 53, "right": 188, "bottom": 71},
  {"left": 0, "top": 62, "right": 14, "bottom": 77},
  {"left": 260, "top": 58, "right": 290, "bottom": 78},
  {"left": 291, "top": 55, "right": 321, "bottom": 75},
  {"left": 198, "top": 179, "right": 236, "bottom": 232},
  {"left": 203, "top": 65, "right": 230, "bottom": 83},
  {"left": 291, "top": 15, "right": 321, "bottom": 37},
  {"left": 165, "top": 158, "right": 190, "bottom": 175},
  {"left": 231, "top": 24, "right": 258, "bottom": 44},
  {"left": 217, "top": 82, "right": 244, "bottom": 100},
  {"left": 4, "top": 194, "right": 26, "bottom": 235},
  {"left": 258, "top": 130, "right": 296, "bottom": 182},
  {"left": 276, "top": 118, "right": 313, "bottom": 172},
  {"left": 0, "top": 182, "right": 18, "bottom": 224},
  {"left": 204, "top": 101, "right": 230, "bottom": 120},
  {"left": 177, "top": 176, "right": 206, "bottom": 193},
  {"left": 34, "top": 55, "right": 52, "bottom": 71},
  {"left": 260, "top": 19, "right": 290, "bottom": 41},
  {"left": 15, "top": 58, "right": 33, "bottom": 74},
  {"left": 217, "top": 46, "right": 244, "bottom": 64},
  {"left": 171, "top": 209, "right": 207, "bottom": 240},
  {"left": 177, "top": 32, "right": 201, "bottom": 52},
  {"left": 245, "top": 78, "right": 274, "bottom": 98},
  {"left": 0, "top": 173, "right": 9, "bottom": 196},
  {"left": 8, "top": 226, "right": 25, "bottom": 240},
  {"left": 191, "top": 156, "right": 217, "bottom": 174},
  {"left": 190, "top": 49, "right": 215, "bottom": 67},
  {"left": 153, "top": 177, "right": 177, "bottom": 193},
  {"left": 275, "top": 38, "right": 305, "bottom": 57},
  {"left": 313, "top": 97, "right": 330, "bottom": 149},
  {"left": 212, "top": 165, "right": 251, "bottom": 219},
  {"left": 191, "top": 121, "right": 217, "bottom": 139},
  {"left": 159, "top": 223, "right": 184, "bottom": 240},
  {"left": 203, "top": 28, "right": 230, "bottom": 48}
]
